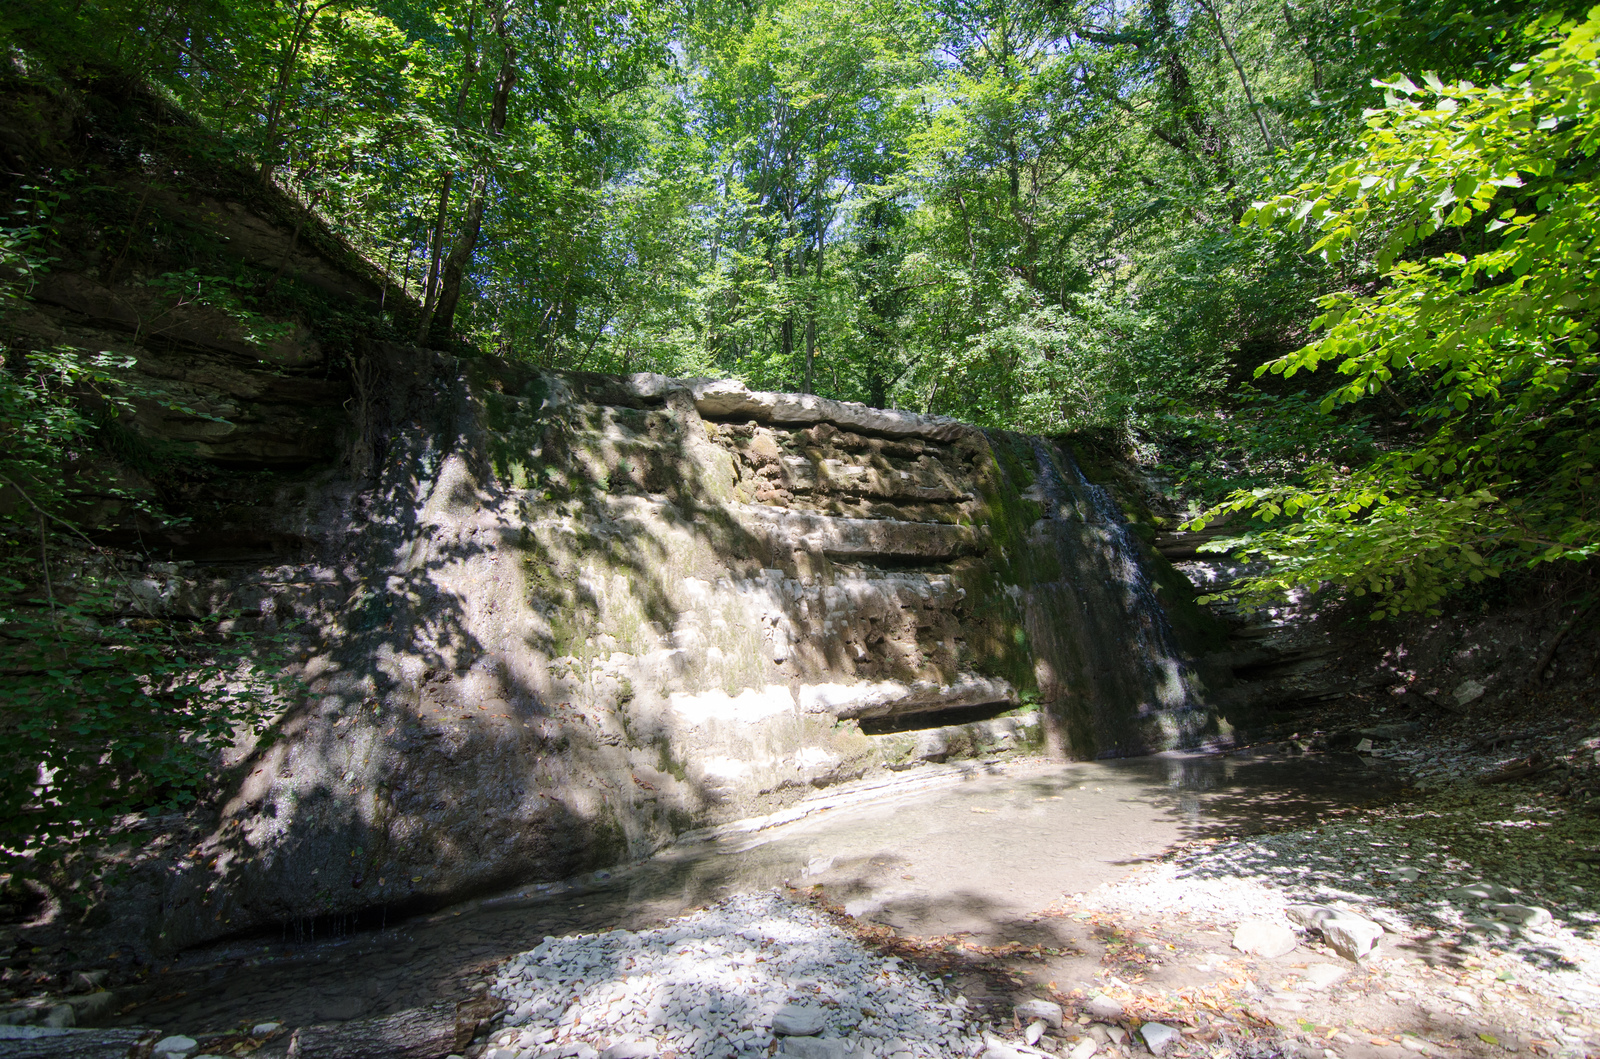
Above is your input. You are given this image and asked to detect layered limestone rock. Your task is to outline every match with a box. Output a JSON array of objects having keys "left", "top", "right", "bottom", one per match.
[
  {"left": 128, "top": 350, "right": 1228, "bottom": 953},
  {"left": 4, "top": 67, "right": 1234, "bottom": 957}
]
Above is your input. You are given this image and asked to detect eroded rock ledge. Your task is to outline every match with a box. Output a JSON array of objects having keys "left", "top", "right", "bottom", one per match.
[{"left": 116, "top": 353, "right": 1226, "bottom": 954}]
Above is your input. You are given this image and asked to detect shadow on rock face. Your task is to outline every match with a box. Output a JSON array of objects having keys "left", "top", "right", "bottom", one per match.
[{"left": 115, "top": 356, "right": 1235, "bottom": 957}]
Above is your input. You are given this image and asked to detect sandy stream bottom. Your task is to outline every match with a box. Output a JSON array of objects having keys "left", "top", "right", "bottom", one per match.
[{"left": 88, "top": 747, "right": 1600, "bottom": 1059}]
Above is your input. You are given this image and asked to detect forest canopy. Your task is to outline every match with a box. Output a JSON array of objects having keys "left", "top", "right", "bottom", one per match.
[{"left": 1, "top": 0, "right": 1597, "bottom": 620}]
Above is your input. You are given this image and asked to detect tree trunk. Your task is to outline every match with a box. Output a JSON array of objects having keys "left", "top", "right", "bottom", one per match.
[
  {"left": 259, "top": 0, "right": 348, "bottom": 187},
  {"left": 414, "top": 170, "right": 455, "bottom": 341},
  {"left": 414, "top": 4, "right": 480, "bottom": 343},
  {"left": 258, "top": 0, "right": 309, "bottom": 186},
  {"left": 1148, "top": 0, "right": 1230, "bottom": 180},
  {"left": 0, "top": 1028, "right": 155, "bottom": 1059},
  {"left": 1003, "top": 135, "right": 1038, "bottom": 286},
  {"left": 284, "top": 996, "right": 502, "bottom": 1058},
  {"left": 1199, "top": 0, "right": 1274, "bottom": 150},
  {"left": 1281, "top": 2, "right": 1323, "bottom": 91},
  {"left": 803, "top": 207, "right": 824, "bottom": 394},
  {"left": 426, "top": 172, "right": 489, "bottom": 344},
  {"left": 420, "top": 2, "right": 516, "bottom": 346},
  {"left": 803, "top": 317, "right": 816, "bottom": 394},
  {"left": 952, "top": 191, "right": 979, "bottom": 309}
]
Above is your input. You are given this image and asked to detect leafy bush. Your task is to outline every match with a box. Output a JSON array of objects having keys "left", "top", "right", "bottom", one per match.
[
  {"left": 1, "top": 197, "right": 290, "bottom": 880},
  {"left": 1146, "top": 389, "right": 1378, "bottom": 509},
  {"left": 1192, "top": 11, "right": 1600, "bottom": 617}
]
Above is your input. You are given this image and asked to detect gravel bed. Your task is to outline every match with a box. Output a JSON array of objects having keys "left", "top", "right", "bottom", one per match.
[
  {"left": 485, "top": 890, "right": 986, "bottom": 1059},
  {"left": 1071, "top": 736, "right": 1600, "bottom": 1057}
]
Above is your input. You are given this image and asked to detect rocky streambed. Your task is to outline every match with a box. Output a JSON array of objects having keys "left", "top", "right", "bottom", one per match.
[
  {"left": 6, "top": 717, "right": 1600, "bottom": 1059},
  {"left": 484, "top": 889, "right": 982, "bottom": 1059}
]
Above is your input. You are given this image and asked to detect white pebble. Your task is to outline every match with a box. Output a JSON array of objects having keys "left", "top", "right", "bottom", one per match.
[{"left": 487, "top": 892, "right": 974, "bottom": 1058}]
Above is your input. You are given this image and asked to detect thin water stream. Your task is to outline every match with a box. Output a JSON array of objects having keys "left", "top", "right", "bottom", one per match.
[{"left": 111, "top": 749, "right": 1399, "bottom": 1035}]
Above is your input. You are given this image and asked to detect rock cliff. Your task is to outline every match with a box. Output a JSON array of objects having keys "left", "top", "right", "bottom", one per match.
[
  {"left": 134, "top": 351, "right": 1231, "bottom": 952},
  {"left": 0, "top": 66, "right": 1231, "bottom": 955}
]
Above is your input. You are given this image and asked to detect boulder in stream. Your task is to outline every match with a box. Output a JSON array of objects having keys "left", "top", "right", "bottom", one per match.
[
  {"left": 1233, "top": 918, "right": 1298, "bottom": 958},
  {"left": 773, "top": 1004, "right": 830, "bottom": 1036},
  {"left": 1321, "top": 915, "right": 1384, "bottom": 961},
  {"left": 1140, "top": 1022, "right": 1181, "bottom": 1056},
  {"left": 1014, "top": 999, "right": 1064, "bottom": 1028}
]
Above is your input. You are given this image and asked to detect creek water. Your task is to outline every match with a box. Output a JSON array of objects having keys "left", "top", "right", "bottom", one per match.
[{"left": 112, "top": 749, "right": 1400, "bottom": 1035}]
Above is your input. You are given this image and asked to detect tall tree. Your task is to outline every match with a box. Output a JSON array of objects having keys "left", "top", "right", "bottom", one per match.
[{"left": 419, "top": 0, "right": 517, "bottom": 344}]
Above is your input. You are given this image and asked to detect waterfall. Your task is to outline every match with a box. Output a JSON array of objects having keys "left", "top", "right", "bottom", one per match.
[{"left": 1007, "top": 436, "right": 1212, "bottom": 756}]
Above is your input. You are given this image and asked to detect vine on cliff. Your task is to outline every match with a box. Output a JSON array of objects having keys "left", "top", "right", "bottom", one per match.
[{"left": 0, "top": 187, "right": 291, "bottom": 886}]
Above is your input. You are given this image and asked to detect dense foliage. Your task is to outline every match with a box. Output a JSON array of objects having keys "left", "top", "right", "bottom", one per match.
[
  {"left": 0, "top": 197, "right": 290, "bottom": 876},
  {"left": 11, "top": 0, "right": 1586, "bottom": 432},
  {"left": 1194, "top": 13, "right": 1600, "bottom": 615}
]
